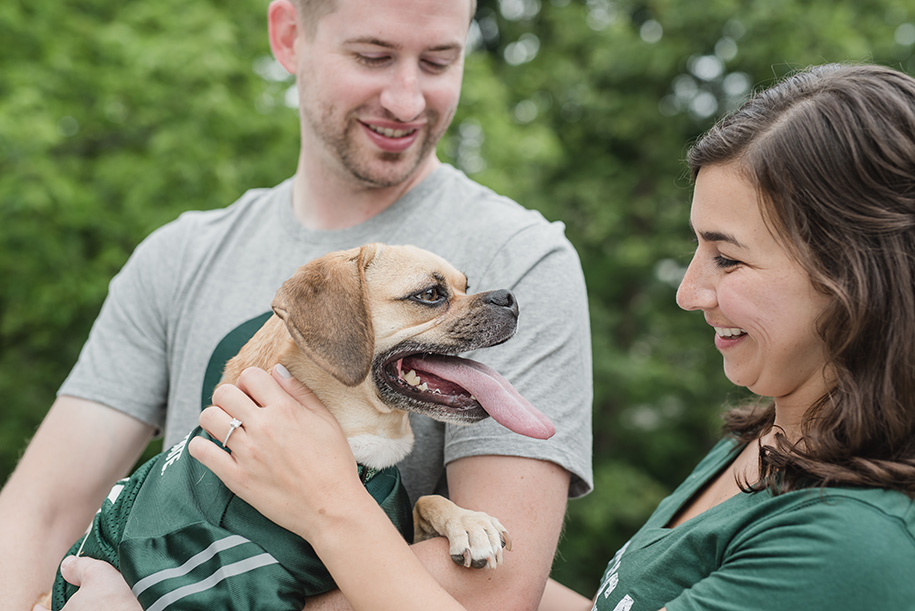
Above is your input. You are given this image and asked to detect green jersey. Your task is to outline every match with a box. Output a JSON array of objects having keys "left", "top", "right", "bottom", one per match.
[
  {"left": 594, "top": 438, "right": 915, "bottom": 611},
  {"left": 52, "top": 427, "right": 412, "bottom": 611}
]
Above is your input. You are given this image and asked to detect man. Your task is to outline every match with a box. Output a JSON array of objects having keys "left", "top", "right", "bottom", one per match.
[{"left": 3, "top": 1, "right": 593, "bottom": 609}]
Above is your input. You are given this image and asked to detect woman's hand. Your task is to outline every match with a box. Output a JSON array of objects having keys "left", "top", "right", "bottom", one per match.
[
  {"left": 188, "top": 364, "right": 366, "bottom": 538},
  {"left": 191, "top": 364, "right": 468, "bottom": 611}
]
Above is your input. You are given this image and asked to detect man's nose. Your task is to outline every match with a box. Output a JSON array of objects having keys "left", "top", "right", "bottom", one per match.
[{"left": 379, "top": 65, "right": 426, "bottom": 121}]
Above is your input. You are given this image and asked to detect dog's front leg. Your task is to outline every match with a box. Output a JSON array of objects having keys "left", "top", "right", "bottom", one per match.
[{"left": 412, "top": 495, "right": 512, "bottom": 569}]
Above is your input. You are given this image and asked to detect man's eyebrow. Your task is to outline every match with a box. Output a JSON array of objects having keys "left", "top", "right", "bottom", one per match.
[
  {"left": 343, "top": 37, "right": 462, "bottom": 53},
  {"left": 344, "top": 36, "right": 396, "bottom": 48}
]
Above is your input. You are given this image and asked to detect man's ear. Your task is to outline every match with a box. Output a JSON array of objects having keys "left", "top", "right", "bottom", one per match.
[{"left": 268, "top": 0, "right": 299, "bottom": 75}]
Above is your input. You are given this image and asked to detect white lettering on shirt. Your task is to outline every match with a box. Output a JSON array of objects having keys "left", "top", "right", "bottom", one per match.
[
  {"left": 161, "top": 432, "right": 191, "bottom": 476},
  {"left": 593, "top": 540, "right": 631, "bottom": 609}
]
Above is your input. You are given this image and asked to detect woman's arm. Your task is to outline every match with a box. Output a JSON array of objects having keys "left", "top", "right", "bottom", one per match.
[
  {"left": 188, "top": 365, "right": 467, "bottom": 611},
  {"left": 294, "top": 480, "right": 467, "bottom": 611},
  {"left": 538, "top": 578, "right": 592, "bottom": 611}
]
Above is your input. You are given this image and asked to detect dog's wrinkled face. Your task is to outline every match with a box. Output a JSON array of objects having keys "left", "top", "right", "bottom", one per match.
[
  {"left": 271, "top": 243, "right": 553, "bottom": 439},
  {"left": 361, "top": 245, "right": 519, "bottom": 424}
]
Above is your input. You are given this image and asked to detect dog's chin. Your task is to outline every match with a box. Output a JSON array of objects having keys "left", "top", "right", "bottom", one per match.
[{"left": 374, "top": 346, "right": 491, "bottom": 425}]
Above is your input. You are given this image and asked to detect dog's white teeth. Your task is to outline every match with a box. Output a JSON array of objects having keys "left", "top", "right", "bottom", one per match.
[
  {"left": 404, "top": 370, "right": 421, "bottom": 387},
  {"left": 402, "top": 369, "right": 435, "bottom": 393}
]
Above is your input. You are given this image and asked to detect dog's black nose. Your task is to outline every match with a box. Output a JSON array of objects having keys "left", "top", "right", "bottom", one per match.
[{"left": 486, "top": 289, "right": 518, "bottom": 317}]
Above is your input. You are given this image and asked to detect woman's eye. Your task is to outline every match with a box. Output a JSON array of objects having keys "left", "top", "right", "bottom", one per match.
[{"left": 714, "top": 254, "right": 741, "bottom": 269}]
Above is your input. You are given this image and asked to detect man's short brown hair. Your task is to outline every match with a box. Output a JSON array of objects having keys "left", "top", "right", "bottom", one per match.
[{"left": 293, "top": 0, "right": 477, "bottom": 38}]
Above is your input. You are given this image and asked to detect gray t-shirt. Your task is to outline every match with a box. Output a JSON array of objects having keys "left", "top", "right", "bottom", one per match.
[{"left": 59, "top": 165, "right": 593, "bottom": 500}]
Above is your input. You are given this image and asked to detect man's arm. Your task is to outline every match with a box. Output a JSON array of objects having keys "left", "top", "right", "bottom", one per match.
[
  {"left": 421, "top": 455, "right": 570, "bottom": 610},
  {"left": 308, "top": 454, "right": 570, "bottom": 611},
  {"left": 0, "top": 396, "right": 154, "bottom": 609}
]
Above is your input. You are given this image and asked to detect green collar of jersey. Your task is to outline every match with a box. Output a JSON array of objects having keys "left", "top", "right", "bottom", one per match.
[{"left": 358, "top": 465, "right": 380, "bottom": 484}]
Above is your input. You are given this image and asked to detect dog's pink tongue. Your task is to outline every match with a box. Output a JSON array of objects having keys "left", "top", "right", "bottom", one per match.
[{"left": 412, "top": 355, "right": 555, "bottom": 439}]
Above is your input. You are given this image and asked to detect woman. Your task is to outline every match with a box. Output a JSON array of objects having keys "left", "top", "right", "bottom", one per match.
[{"left": 189, "top": 63, "right": 915, "bottom": 610}]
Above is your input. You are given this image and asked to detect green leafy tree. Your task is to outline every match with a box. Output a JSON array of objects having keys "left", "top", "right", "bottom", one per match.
[
  {"left": 2, "top": 0, "right": 914, "bottom": 598},
  {"left": 1, "top": 0, "right": 299, "bottom": 466}
]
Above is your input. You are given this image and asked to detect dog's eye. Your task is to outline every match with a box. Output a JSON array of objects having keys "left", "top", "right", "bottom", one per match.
[{"left": 413, "top": 287, "right": 445, "bottom": 304}]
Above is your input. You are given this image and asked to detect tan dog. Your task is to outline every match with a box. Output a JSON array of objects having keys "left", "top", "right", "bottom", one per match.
[
  {"left": 39, "top": 243, "right": 554, "bottom": 610},
  {"left": 222, "top": 242, "right": 554, "bottom": 567}
]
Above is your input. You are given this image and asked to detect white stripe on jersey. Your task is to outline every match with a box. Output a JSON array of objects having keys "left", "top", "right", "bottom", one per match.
[
  {"left": 145, "top": 553, "right": 280, "bottom": 611},
  {"left": 131, "top": 534, "right": 258, "bottom": 596}
]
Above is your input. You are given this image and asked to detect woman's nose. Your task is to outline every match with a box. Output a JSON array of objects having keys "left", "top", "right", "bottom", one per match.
[{"left": 676, "top": 257, "right": 716, "bottom": 312}]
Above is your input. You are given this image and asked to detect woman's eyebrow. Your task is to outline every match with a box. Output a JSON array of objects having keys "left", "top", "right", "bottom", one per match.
[
  {"left": 689, "top": 221, "right": 747, "bottom": 249},
  {"left": 701, "top": 230, "right": 746, "bottom": 248}
]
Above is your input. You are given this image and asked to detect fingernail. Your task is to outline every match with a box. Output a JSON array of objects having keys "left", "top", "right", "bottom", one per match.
[
  {"left": 61, "top": 555, "right": 75, "bottom": 570},
  {"left": 275, "top": 363, "right": 292, "bottom": 379}
]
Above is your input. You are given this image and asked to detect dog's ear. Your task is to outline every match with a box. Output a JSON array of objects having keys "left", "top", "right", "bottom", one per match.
[{"left": 272, "top": 246, "right": 376, "bottom": 386}]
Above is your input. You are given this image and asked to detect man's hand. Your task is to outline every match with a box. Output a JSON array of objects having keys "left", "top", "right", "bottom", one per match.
[{"left": 32, "top": 556, "right": 142, "bottom": 611}]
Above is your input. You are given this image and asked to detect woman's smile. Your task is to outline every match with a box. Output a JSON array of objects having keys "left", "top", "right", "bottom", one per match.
[{"left": 677, "top": 163, "right": 832, "bottom": 411}]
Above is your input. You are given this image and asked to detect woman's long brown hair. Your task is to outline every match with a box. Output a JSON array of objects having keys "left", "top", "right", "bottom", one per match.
[{"left": 688, "top": 63, "right": 915, "bottom": 497}]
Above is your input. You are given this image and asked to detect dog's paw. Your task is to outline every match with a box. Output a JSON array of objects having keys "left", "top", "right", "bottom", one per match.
[
  {"left": 446, "top": 514, "right": 511, "bottom": 569},
  {"left": 413, "top": 495, "right": 513, "bottom": 570}
]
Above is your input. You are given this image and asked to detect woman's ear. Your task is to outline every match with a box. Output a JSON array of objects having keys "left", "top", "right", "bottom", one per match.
[{"left": 268, "top": 0, "right": 300, "bottom": 75}]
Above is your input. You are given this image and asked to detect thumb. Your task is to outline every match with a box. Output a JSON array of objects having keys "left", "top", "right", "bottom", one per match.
[
  {"left": 60, "top": 555, "right": 119, "bottom": 588},
  {"left": 60, "top": 556, "right": 83, "bottom": 587},
  {"left": 272, "top": 364, "right": 325, "bottom": 412},
  {"left": 59, "top": 555, "right": 84, "bottom": 587}
]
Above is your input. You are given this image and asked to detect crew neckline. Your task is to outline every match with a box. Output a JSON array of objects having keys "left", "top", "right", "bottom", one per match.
[{"left": 273, "top": 165, "right": 457, "bottom": 245}]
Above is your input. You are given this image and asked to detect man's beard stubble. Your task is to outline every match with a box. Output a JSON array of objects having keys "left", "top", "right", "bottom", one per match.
[{"left": 305, "top": 105, "right": 443, "bottom": 189}]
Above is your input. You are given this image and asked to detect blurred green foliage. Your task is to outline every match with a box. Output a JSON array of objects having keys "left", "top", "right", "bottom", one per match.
[{"left": 2, "top": 0, "right": 914, "bottom": 597}]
